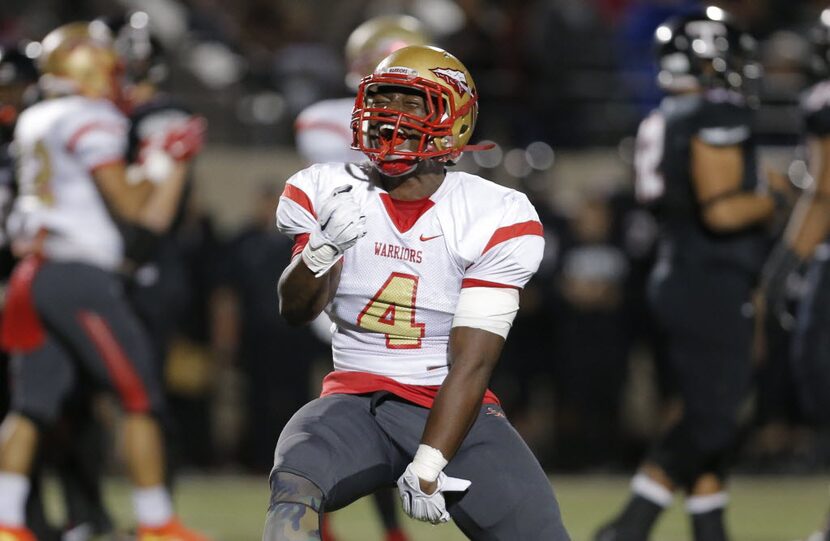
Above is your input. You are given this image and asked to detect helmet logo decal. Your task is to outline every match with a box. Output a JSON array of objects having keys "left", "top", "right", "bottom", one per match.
[{"left": 430, "top": 67, "right": 472, "bottom": 96}]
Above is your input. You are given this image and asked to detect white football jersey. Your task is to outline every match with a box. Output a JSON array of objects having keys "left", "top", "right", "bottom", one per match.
[
  {"left": 10, "top": 96, "right": 128, "bottom": 270},
  {"left": 277, "top": 163, "right": 544, "bottom": 386},
  {"left": 294, "top": 97, "right": 364, "bottom": 164}
]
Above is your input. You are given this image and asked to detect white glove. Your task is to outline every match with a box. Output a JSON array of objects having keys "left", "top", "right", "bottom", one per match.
[
  {"left": 397, "top": 463, "right": 471, "bottom": 524},
  {"left": 301, "top": 184, "right": 367, "bottom": 277}
]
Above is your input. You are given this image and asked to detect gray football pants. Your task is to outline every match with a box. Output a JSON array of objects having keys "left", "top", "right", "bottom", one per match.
[{"left": 271, "top": 392, "right": 570, "bottom": 540}]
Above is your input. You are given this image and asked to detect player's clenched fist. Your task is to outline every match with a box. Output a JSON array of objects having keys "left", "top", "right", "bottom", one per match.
[{"left": 302, "top": 184, "right": 367, "bottom": 277}]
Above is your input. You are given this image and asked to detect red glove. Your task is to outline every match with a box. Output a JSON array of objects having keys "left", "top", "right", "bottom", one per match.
[{"left": 162, "top": 116, "right": 207, "bottom": 161}]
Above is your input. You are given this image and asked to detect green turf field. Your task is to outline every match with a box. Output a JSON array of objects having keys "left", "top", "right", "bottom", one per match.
[{"left": 44, "top": 474, "right": 830, "bottom": 541}]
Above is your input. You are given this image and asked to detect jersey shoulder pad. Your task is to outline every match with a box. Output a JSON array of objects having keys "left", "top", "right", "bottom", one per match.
[
  {"left": 459, "top": 184, "right": 544, "bottom": 289},
  {"left": 57, "top": 97, "right": 127, "bottom": 143},
  {"left": 276, "top": 162, "right": 368, "bottom": 236},
  {"left": 296, "top": 97, "right": 356, "bottom": 126},
  {"left": 688, "top": 92, "right": 752, "bottom": 146}
]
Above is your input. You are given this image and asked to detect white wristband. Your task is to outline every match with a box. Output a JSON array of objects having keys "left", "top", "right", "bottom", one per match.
[
  {"left": 301, "top": 241, "right": 342, "bottom": 278},
  {"left": 410, "top": 444, "right": 448, "bottom": 483}
]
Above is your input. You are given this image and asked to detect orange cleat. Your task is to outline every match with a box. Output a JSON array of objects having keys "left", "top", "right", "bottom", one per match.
[
  {"left": 320, "top": 515, "right": 338, "bottom": 541},
  {"left": 385, "top": 528, "right": 410, "bottom": 541},
  {"left": 0, "top": 526, "right": 37, "bottom": 541},
  {"left": 137, "top": 518, "right": 212, "bottom": 541}
]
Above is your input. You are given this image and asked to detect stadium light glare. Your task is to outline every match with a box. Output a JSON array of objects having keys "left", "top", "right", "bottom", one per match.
[
  {"left": 130, "top": 11, "right": 150, "bottom": 29},
  {"left": 706, "top": 6, "right": 725, "bottom": 21},
  {"left": 472, "top": 141, "right": 502, "bottom": 169}
]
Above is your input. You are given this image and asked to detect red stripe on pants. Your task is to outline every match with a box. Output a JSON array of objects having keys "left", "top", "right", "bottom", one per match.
[{"left": 77, "top": 310, "right": 150, "bottom": 412}]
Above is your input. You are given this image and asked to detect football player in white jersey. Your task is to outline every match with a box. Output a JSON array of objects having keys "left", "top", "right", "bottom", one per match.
[
  {"left": 294, "top": 15, "right": 430, "bottom": 165},
  {"left": 293, "top": 16, "right": 430, "bottom": 541},
  {"left": 0, "top": 22, "right": 208, "bottom": 541},
  {"left": 262, "top": 45, "right": 570, "bottom": 541}
]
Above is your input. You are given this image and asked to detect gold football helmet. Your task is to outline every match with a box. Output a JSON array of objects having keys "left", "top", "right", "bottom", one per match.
[
  {"left": 344, "top": 15, "right": 431, "bottom": 91},
  {"left": 38, "top": 21, "right": 120, "bottom": 100},
  {"left": 351, "top": 45, "right": 479, "bottom": 174}
]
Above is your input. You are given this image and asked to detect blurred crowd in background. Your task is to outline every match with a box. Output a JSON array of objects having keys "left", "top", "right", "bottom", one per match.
[{"left": 0, "top": 0, "right": 827, "bottom": 477}]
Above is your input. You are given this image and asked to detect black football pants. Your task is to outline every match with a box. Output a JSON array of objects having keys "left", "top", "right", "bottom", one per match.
[{"left": 647, "top": 262, "right": 755, "bottom": 489}]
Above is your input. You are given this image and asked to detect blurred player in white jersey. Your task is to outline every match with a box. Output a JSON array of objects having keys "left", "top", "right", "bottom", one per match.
[
  {"left": 295, "top": 15, "right": 430, "bottom": 165},
  {"left": 0, "top": 21, "right": 208, "bottom": 541},
  {"left": 293, "top": 15, "right": 430, "bottom": 541},
  {"left": 262, "top": 45, "right": 570, "bottom": 541}
]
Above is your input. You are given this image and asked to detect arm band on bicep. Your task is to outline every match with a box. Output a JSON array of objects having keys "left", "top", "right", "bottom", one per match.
[{"left": 451, "top": 287, "right": 520, "bottom": 339}]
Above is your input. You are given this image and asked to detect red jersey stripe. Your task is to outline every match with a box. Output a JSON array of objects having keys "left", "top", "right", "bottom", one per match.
[
  {"left": 320, "top": 370, "right": 501, "bottom": 409},
  {"left": 482, "top": 220, "right": 543, "bottom": 254},
  {"left": 281, "top": 184, "right": 316, "bottom": 218},
  {"left": 66, "top": 121, "right": 124, "bottom": 153},
  {"left": 461, "top": 278, "right": 520, "bottom": 289},
  {"left": 291, "top": 233, "right": 310, "bottom": 259}
]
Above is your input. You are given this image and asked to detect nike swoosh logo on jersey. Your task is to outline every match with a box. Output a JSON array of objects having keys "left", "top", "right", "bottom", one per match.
[{"left": 419, "top": 234, "right": 443, "bottom": 242}]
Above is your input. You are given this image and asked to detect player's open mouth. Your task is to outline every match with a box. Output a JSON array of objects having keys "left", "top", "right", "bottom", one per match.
[
  {"left": 377, "top": 124, "right": 412, "bottom": 142},
  {"left": 369, "top": 123, "right": 421, "bottom": 159}
]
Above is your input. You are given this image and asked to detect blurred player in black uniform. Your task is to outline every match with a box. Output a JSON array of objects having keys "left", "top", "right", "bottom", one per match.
[
  {"left": 101, "top": 9, "right": 208, "bottom": 479},
  {"left": 595, "top": 7, "right": 790, "bottom": 541},
  {"left": 103, "top": 10, "right": 202, "bottom": 362},
  {"left": 0, "top": 44, "right": 39, "bottom": 394},
  {"left": 760, "top": 9, "right": 830, "bottom": 540}
]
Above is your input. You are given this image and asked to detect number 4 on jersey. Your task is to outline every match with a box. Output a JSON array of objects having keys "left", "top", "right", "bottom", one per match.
[{"left": 357, "top": 272, "right": 425, "bottom": 349}]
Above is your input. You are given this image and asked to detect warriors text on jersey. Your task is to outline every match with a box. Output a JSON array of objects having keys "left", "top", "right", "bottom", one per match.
[
  {"left": 9, "top": 95, "right": 127, "bottom": 270},
  {"left": 277, "top": 163, "right": 544, "bottom": 406}
]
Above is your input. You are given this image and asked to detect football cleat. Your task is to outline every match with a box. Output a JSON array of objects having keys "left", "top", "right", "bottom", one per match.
[
  {"left": 320, "top": 515, "right": 338, "bottom": 541},
  {"left": 384, "top": 528, "right": 410, "bottom": 541},
  {"left": 0, "top": 526, "right": 37, "bottom": 541},
  {"left": 137, "top": 519, "right": 211, "bottom": 541}
]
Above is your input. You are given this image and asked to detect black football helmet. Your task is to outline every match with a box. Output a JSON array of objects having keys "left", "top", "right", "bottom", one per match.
[
  {"left": 654, "top": 6, "right": 760, "bottom": 95},
  {"left": 99, "top": 11, "right": 167, "bottom": 86},
  {"left": 807, "top": 9, "right": 830, "bottom": 83}
]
